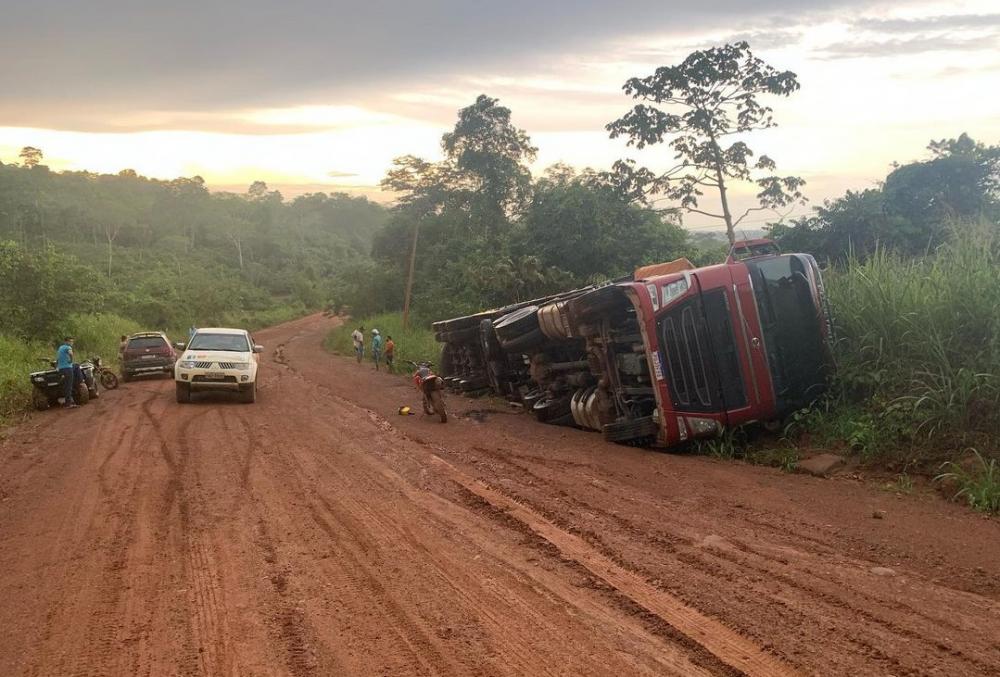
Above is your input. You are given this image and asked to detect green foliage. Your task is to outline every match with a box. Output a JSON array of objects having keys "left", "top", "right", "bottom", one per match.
[
  {"left": 770, "top": 134, "right": 999, "bottom": 262},
  {"left": 783, "top": 221, "right": 999, "bottom": 465},
  {"left": 0, "top": 240, "right": 105, "bottom": 338},
  {"left": 607, "top": 41, "right": 805, "bottom": 243},
  {"left": 0, "top": 312, "right": 140, "bottom": 421},
  {"left": 0, "top": 334, "right": 49, "bottom": 420},
  {"left": 935, "top": 450, "right": 1000, "bottom": 514},
  {"left": 325, "top": 313, "right": 439, "bottom": 370}
]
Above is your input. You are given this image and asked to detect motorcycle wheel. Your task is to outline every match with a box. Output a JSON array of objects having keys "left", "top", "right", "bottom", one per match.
[
  {"left": 100, "top": 370, "right": 119, "bottom": 390},
  {"left": 75, "top": 382, "right": 90, "bottom": 405},
  {"left": 430, "top": 390, "right": 447, "bottom": 423}
]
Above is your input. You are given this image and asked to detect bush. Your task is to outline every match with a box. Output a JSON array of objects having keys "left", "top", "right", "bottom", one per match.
[
  {"left": 789, "top": 220, "right": 1000, "bottom": 465},
  {"left": 0, "top": 334, "right": 50, "bottom": 421},
  {"left": 325, "top": 312, "right": 439, "bottom": 370}
]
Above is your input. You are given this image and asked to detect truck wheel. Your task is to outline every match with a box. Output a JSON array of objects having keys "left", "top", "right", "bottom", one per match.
[
  {"left": 241, "top": 381, "right": 257, "bottom": 404},
  {"left": 500, "top": 327, "right": 546, "bottom": 354},
  {"left": 75, "top": 382, "right": 90, "bottom": 405},
  {"left": 493, "top": 306, "right": 540, "bottom": 343},
  {"left": 602, "top": 416, "right": 659, "bottom": 443},
  {"left": 480, "top": 319, "right": 503, "bottom": 360},
  {"left": 533, "top": 395, "right": 571, "bottom": 423},
  {"left": 175, "top": 382, "right": 191, "bottom": 404},
  {"left": 32, "top": 390, "right": 51, "bottom": 411}
]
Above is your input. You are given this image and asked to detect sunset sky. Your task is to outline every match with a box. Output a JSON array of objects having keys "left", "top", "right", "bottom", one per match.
[{"left": 1, "top": 0, "right": 998, "bottom": 225}]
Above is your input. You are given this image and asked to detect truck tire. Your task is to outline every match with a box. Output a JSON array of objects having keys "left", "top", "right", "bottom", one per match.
[
  {"left": 175, "top": 382, "right": 191, "bottom": 404},
  {"left": 493, "top": 306, "right": 540, "bottom": 343},
  {"left": 480, "top": 319, "right": 503, "bottom": 360},
  {"left": 533, "top": 395, "right": 571, "bottom": 423},
  {"left": 500, "top": 327, "right": 546, "bottom": 354},
  {"left": 602, "top": 416, "right": 659, "bottom": 443}
]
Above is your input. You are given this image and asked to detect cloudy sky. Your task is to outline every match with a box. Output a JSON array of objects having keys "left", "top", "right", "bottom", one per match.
[{"left": 1, "top": 0, "right": 997, "bottom": 224}]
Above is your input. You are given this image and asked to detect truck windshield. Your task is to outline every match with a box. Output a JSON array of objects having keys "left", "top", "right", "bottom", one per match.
[
  {"left": 189, "top": 333, "right": 250, "bottom": 352},
  {"left": 746, "top": 256, "right": 827, "bottom": 412}
]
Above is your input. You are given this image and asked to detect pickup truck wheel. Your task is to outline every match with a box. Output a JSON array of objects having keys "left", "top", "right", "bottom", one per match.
[
  {"left": 175, "top": 382, "right": 191, "bottom": 404},
  {"left": 603, "top": 416, "right": 659, "bottom": 443},
  {"left": 241, "top": 381, "right": 257, "bottom": 404}
]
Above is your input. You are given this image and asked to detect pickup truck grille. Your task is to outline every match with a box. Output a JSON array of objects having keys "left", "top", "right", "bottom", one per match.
[
  {"left": 194, "top": 361, "right": 213, "bottom": 369},
  {"left": 218, "top": 362, "right": 238, "bottom": 369}
]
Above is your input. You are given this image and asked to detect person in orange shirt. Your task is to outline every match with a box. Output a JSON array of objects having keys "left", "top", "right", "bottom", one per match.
[{"left": 384, "top": 336, "right": 395, "bottom": 373}]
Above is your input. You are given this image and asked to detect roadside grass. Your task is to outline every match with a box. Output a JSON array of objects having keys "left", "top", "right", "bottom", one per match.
[
  {"left": 934, "top": 450, "right": 1000, "bottom": 514},
  {"left": 325, "top": 312, "right": 439, "bottom": 371},
  {"left": 780, "top": 222, "right": 999, "bottom": 471},
  {"left": 0, "top": 312, "right": 141, "bottom": 423}
]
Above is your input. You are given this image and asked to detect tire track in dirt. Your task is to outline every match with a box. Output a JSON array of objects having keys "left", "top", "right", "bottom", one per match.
[
  {"left": 453, "top": 439, "right": 1000, "bottom": 675},
  {"left": 274, "top": 354, "right": 792, "bottom": 677}
]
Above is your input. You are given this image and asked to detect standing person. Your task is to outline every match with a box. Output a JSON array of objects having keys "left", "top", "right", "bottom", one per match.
[
  {"left": 118, "top": 334, "right": 128, "bottom": 360},
  {"left": 56, "top": 336, "right": 78, "bottom": 409},
  {"left": 351, "top": 326, "right": 365, "bottom": 363},
  {"left": 371, "top": 329, "right": 383, "bottom": 370},
  {"left": 384, "top": 335, "right": 395, "bottom": 373}
]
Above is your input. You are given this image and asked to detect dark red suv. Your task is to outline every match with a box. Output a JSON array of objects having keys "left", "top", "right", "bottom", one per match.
[{"left": 121, "top": 332, "right": 177, "bottom": 382}]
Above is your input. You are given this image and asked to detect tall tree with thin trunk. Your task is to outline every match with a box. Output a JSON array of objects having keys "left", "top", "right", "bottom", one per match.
[{"left": 607, "top": 42, "right": 806, "bottom": 245}]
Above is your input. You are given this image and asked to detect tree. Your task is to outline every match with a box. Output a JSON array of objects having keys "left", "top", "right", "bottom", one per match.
[
  {"left": 515, "top": 166, "right": 688, "bottom": 280},
  {"left": 442, "top": 94, "right": 537, "bottom": 232},
  {"left": 19, "top": 146, "right": 43, "bottom": 169},
  {"left": 607, "top": 42, "right": 806, "bottom": 245}
]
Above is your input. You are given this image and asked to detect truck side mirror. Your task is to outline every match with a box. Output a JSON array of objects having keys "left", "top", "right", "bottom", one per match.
[
  {"left": 173, "top": 342, "right": 186, "bottom": 350},
  {"left": 253, "top": 345, "right": 264, "bottom": 354}
]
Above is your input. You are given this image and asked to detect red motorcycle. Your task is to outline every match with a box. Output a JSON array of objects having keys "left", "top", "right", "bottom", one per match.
[{"left": 408, "top": 360, "right": 448, "bottom": 423}]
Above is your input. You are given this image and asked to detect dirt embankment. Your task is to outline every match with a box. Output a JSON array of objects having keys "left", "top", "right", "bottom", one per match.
[{"left": 0, "top": 313, "right": 997, "bottom": 676}]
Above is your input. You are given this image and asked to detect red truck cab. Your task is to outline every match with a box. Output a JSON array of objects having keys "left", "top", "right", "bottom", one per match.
[{"left": 616, "top": 250, "right": 833, "bottom": 445}]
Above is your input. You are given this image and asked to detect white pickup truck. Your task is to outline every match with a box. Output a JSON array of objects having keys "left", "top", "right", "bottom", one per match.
[{"left": 173, "top": 328, "right": 262, "bottom": 403}]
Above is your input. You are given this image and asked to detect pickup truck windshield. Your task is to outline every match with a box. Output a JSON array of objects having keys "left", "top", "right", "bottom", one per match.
[{"left": 188, "top": 333, "right": 250, "bottom": 352}]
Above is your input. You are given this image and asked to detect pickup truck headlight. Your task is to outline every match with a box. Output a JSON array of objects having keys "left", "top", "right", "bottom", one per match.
[
  {"left": 231, "top": 363, "right": 251, "bottom": 371},
  {"left": 179, "top": 360, "right": 198, "bottom": 369}
]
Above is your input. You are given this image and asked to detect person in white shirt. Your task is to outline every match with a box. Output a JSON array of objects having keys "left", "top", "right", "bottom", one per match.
[{"left": 351, "top": 326, "right": 365, "bottom": 363}]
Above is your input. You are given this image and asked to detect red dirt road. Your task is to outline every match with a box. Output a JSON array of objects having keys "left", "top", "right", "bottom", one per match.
[{"left": 1, "top": 314, "right": 998, "bottom": 676}]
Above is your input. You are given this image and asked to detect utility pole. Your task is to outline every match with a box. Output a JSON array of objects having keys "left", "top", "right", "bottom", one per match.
[{"left": 401, "top": 220, "right": 420, "bottom": 330}]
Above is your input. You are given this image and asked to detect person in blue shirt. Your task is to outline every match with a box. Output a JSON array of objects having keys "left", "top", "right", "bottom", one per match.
[
  {"left": 56, "top": 336, "right": 78, "bottom": 409},
  {"left": 371, "top": 329, "right": 384, "bottom": 370}
]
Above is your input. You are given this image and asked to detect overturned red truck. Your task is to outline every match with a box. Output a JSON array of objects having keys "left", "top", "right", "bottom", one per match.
[{"left": 433, "top": 241, "right": 834, "bottom": 447}]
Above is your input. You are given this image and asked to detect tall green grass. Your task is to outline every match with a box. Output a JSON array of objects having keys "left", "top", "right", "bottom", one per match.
[
  {"left": 325, "top": 312, "right": 440, "bottom": 370},
  {"left": 0, "top": 312, "right": 142, "bottom": 421},
  {"left": 795, "top": 221, "right": 999, "bottom": 464}
]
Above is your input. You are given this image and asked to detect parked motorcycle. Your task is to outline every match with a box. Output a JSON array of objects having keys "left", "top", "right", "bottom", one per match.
[
  {"left": 29, "top": 360, "right": 97, "bottom": 410},
  {"left": 89, "top": 355, "right": 119, "bottom": 390},
  {"left": 408, "top": 360, "right": 448, "bottom": 423}
]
